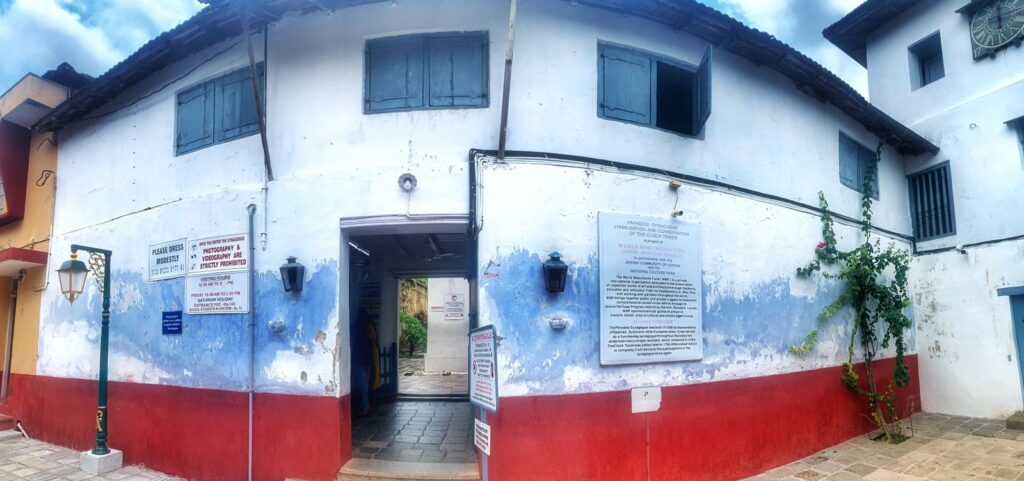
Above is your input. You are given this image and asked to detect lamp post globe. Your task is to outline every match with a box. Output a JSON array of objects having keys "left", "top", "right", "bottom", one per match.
[{"left": 57, "top": 252, "right": 89, "bottom": 304}]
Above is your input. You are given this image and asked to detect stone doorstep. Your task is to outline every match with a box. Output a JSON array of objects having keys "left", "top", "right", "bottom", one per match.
[
  {"left": 336, "top": 458, "right": 479, "bottom": 481},
  {"left": 1006, "top": 411, "right": 1024, "bottom": 431}
]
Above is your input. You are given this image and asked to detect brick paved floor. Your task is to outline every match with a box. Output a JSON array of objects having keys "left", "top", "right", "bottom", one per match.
[
  {"left": 746, "top": 412, "right": 1024, "bottom": 480},
  {"left": 0, "top": 431, "right": 180, "bottom": 480},
  {"left": 398, "top": 357, "right": 468, "bottom": 396},
  {"left": 351, "top": 401, "right": 476, "bottom": 464}
]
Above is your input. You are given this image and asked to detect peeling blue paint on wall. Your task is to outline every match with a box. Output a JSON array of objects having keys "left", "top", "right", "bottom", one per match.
[
  {"left": 39, "top": 261, "right": 338, "bottom": 395},
  {"left": 481, "top": 249, "right": 915, "bottom": 395}
]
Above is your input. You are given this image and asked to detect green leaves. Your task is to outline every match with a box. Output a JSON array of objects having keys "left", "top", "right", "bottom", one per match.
[{"left": 790, "top": 141, "right": 912, "bottom": 443}]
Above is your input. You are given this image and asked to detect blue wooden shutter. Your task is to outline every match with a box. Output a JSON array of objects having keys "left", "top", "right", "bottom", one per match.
[
  {"left": 694, "top": 46, "right": 713, "bottom": 133},
  {"left": 365, "top": 37, "right": 425, "bottom": 112},
  {"left": 217, "top": 64, "right": 264, "bottom": 142},
  {"left": 599, "top": 45, "right": 652, "bottom": 124},
  {"left": 427, "top": 35, "right": 488, "bottom": 107},
  {"left": 176, "top": 81, "right": 215, "bottom": 155},
  {"left": 838, "top": 134, "right": 860, "bottom": 190}
]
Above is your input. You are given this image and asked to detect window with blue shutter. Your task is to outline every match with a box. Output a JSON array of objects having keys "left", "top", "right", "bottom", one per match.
[
  {"left": 175, "top": 81, "right": 215, "bottom": 155},
  {"left": 838, "top": 132, "right": 880, "bottom": 200},
  {"left": 365, "top": 32, "right": 489, "bottom": 113},
  {"left": 909, "top": 32, "right": 944, "bottom": 90},
  {"left": 907, "top": 162, "right": 956, "bottom": 241},
  {"left": 175, "top": 63, "right": 265, "bottom": 156},
  {"left": 597, "top": 43, "right": 712, "bottom": 137}
]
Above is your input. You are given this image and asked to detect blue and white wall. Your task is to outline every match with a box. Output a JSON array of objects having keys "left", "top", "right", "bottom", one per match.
[{"left": 864, "top": 0, "right": 1024, "bottom": 418}]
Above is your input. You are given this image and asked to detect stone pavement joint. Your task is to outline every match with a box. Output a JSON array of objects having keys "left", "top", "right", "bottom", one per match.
[
  {"left": 745, "top": 412, "right": 1024, "bottom": 481},
  {"left": 0, "top": 433, "right": 181, "bottom": 481}
]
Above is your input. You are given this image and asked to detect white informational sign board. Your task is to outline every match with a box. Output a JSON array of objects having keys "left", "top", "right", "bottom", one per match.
[
  {"left": 474, "top": 418, "right": 492, "bottom": 455},
  {"left": 631, "top": 387, "right": 662, "bottom": 413},
  {"left": 186, "top": 271, "right": 249, "bottom": 314},
  {"left": 188, "top": 234, "right": 249, "bottom": 275},
  {"left": 598, "top": 213, "right": 703, "bottom": 365},
  {"left": 148, "top": 238, "right": 187, "bottom": 281},
  {"left": 469, "top": 325, "right": 499, "bottom": 412},
  {"left": 444, "top": 293, "right": 465, "bottom": 320}
]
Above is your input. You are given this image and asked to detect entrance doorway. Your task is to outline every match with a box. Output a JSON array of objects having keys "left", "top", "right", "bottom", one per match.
[
  {"left": 398, "top": 277, "right": 470, "bottom": 399},
  {"left": 341, "top": 217, "right": 478, "bottom": 475}
]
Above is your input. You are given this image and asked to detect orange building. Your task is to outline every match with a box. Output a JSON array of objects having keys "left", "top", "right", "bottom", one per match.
[{"left": 0, "top": 64, "right": 90, "bottom": 412}]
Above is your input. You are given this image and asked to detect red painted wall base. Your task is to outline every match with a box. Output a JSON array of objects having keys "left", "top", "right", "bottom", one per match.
[
  {"left": 487, "top": 355, "right": 920, "bottom": 481},
  {"left": 0, "top": 374, "right": 351, "bottom": 481}
]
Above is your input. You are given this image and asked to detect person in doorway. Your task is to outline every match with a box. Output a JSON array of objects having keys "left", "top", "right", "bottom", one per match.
[{"left": 351, "top": 309, "right": 379, "bottom": 416}]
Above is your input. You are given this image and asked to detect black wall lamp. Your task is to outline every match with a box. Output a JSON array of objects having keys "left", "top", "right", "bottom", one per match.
[
  {"left": 543, "top": 252, "right": 568, "bottom": 293},
  {"left": 280, "top": 256, "right": 305, "bottom": 293}
]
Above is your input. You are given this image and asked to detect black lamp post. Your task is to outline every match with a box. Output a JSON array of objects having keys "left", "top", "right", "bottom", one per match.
[
  {"left": 280, "top": 257, "right": 305, "bottom": 293},
  {"left": 542, "top": 252, "right": 568, "bottom": 293},
  {"left": 57, "top": 245, "right": 113, "bottom": 456}
]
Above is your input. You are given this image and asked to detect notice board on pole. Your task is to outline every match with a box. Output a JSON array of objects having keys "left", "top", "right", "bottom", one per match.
[
  {"left": 469, "top": 325, "right": 499, "bottom": 412},
  {"left": 598, "top": 212, "right": 703, "bottom": 365}
]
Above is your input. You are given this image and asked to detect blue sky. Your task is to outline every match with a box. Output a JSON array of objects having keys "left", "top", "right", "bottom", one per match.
[{"left": 0, "top": 0, "right": 868, "bottom": 97}]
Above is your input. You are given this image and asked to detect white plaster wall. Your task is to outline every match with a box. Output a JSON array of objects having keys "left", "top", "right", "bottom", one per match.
[
  {"left": 910, "top": 241, "right": 1024, "bottom": 418},
  {"left": 866, "top": 0, "right": 1024, "bottom": 127},
  {"left": 425, "top": 277, "right": 469, "bottom": 373},
  {"left": 861, "top": 0, "right": 1024, "bottom": 419},
  {"left": 46, "top": 0, "right": 918, "bottom": 399},
  {"left": 508, "top": 0, "right": 913, "bottom": 235},
  {"left": 477, "top": 158, "right": 915, "bottom": 397}
]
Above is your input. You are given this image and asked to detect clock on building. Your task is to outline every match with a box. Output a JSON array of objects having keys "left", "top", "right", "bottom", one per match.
[{"left": 969, "top": 0, "right": 1024, "bottom": 59}]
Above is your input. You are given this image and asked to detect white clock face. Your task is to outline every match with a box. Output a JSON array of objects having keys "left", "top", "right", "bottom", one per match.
[{"left": 971, "top": 0, "right": 1024, "bottom": 50}]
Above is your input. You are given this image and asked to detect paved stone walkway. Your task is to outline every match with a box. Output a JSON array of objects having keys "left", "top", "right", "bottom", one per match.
[
  {"left": 747, "top": 412, "right": 1024, "bottom": 481},
  {"left": 351, "top": 401, "right": 475, "bottom": 464},
  {"left": 0, "top": 431, "right": 180, "bottom": 480},
  {"left": 398, "top": 357, "right": 468, "bottom": 396}
]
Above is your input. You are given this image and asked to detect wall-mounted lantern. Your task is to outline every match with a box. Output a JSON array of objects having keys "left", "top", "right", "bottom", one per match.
[
  {"left": 542, "top": 252, "right": 568, "bottom": 293},
  {"left": 280, "top": 256, "right": 305, "bottom": 293}
]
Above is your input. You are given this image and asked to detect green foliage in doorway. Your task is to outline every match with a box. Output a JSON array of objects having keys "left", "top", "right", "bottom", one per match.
[
  {"left": 400, "top": 311, "right": 427, "bottom": 356},
  {"left": 789, "top": 141, "right": 913, "bottom": 444}
]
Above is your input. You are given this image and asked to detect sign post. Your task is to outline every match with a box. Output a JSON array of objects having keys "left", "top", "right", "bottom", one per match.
[
  {"left": 598, "top": 213, "right": 703, "bottom": 365},
  {"left": 469, "top": 325, "right": 498, "bottom": 481},
  {"left": 148, "top": 239, "right": 187, "bottom": 281},
  {"left": 185, "top": 234, "right": 251, "bottom": 315}
]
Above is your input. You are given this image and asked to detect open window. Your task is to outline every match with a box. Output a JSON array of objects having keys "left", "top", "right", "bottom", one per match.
[
  {"left": 908, "top": 32, "right": 944, "bottom": 90},
  {"left": 598, "top": 43, "right": 712, "bottom": 137}
]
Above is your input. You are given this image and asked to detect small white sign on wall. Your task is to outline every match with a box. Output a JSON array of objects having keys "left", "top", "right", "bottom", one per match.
[
  {"left": 185, "top": 271, "right": 249, "bottom": 314},
  {"left": 148, "top": 238, "right": 187, "bottom": 281},
  {"left": 474, "top": 418, "right": 491, "bottom": 455},
  {"left": 631, "top": 386, "right": 662, "bottom": 414},
  {"left": 188, "top": 233, "right": 249, "bottom": 275}
]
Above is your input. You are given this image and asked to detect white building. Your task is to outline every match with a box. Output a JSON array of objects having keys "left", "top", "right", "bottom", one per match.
[
  {"left": 826, "top": 0, "right": 1024, "bottom": 421},
  {"left": 6, "top": 0, "right": 1001, "bottom": 479}
]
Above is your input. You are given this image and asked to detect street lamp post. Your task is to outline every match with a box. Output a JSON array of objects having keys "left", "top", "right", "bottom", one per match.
[{"left": 57, "top": 244, "right": 120, "bottom": 472}]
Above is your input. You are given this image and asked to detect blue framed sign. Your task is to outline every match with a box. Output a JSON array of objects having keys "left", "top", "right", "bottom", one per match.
[
  {"left": 162, "top": 311, "right": 183, "bottom": 335},
  {"left": 469, "top": 325, "right": 499, "bottom": 413}
]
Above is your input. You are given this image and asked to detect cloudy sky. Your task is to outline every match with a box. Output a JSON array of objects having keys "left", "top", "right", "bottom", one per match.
[{"left": 0, "top": 0, "right": 868, "bottom": 97}]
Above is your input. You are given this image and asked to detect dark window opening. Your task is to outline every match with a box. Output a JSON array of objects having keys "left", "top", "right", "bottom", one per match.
[
  {"left": 907, "top": 163, "right": 956, "bottom": 241},
  {"left": 598, "top": 43, "right": 712, "bottom": 138},
  {"left": 909, "top": 32, "right": 944, "bottom": 89},
  {"left": 655, "top": 62, "right": 696, "bottom": 136}
]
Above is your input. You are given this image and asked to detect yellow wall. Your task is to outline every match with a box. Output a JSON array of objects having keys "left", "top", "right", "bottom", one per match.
[{"left": 0, "top": 75, "right": 65, "bottom": 377}]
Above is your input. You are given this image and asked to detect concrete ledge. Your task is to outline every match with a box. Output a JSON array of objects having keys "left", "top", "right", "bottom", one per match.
[
  {"left": 80, "top": 448, "right": 123, "bottom": 475},
  {"left": 337, "top": 458, "right": 479, "bottom": 481},
  {"left": 1007, "top": 412, "right": 1024, "bottom": 431}
]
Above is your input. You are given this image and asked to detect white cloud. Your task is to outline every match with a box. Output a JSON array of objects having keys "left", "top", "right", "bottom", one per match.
[{"left": 0, "top": 0, "right": 201, "bottom": 92}]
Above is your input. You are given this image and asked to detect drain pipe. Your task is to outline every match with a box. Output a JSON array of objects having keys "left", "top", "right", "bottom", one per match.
[
  {"left": 1, "top": 271, "right": 22, "bottom": 401},
  {"left": 246, "top": 203, "right": 257, "bottom": 481},
  {"left": 496, "top": 0, "right": 518, "bottom": 161}
]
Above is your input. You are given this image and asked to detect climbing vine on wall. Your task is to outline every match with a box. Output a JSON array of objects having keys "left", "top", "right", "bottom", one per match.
[{"left": 789, "top": 141, "right": 913, "bottom": 443}]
